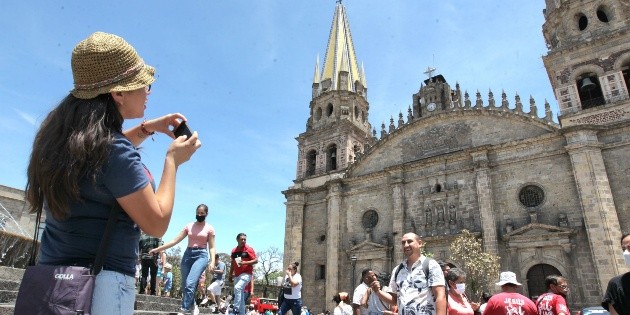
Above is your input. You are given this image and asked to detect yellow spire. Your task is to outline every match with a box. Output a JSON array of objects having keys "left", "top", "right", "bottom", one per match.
[{"left": 321, "top": 2, "right": 362, "bottom": 92}]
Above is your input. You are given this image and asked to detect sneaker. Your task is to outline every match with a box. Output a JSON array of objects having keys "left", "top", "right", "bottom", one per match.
[
  {"left": 193, "top": 304, "right": 200, "bottom": 315},
  {"left": 200, "top": 297, "right": 209, "bottom": 306}
]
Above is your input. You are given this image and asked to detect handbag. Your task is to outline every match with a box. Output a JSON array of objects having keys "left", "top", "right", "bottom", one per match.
[
  {"left": 277, "top": 286, "right": 285, "bottom": 306},
  {"left": 14, "top": 203, "right": 121, "bottom": 315}
]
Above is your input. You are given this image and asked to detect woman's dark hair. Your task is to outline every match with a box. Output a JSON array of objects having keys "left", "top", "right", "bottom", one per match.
[
  {"left": 291, "top": 262, "right": 300, "bottom": 270},
  {"left": 26, "top": 93, "right": 123, "bottom": 219},
  {"left": 197, "top": 204, "right": 209, "bottom": 214},
  {"left": 332, "top": 294, "right": 342, "bottom": 304},
  {"left": 446, "top": 268, "right": 466, "bottom": 283}
]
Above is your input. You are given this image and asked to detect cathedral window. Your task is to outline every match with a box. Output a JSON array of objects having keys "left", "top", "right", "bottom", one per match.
[
  {"left": 362, "top": 210, "right": 379, "bottom": 229},
  {"left": 576, "top": 73, "right": 605, "bottom": 110},
  {"left": 518, "top": 185, "right": 545, "bottom": 208},
  {"left": 596, "top": 6, "right": 610, "bottom": 23},
  {"left": 326, "top": 145, "right": 337, "bottom": 171},
  {"left": 306, "top": 150, "right": 317, "bottom": 176},
  {"left": 327, "top": 103, "right": 334, "bottom": 117},
  {"left": 623, "top": 66, "right": 630, "bottom": 96},
  {"left": 577, "top": 13, "right": 588, "bottom": 31},
  {"left": 316, "top": 264, "right": 326, "bottom": 280},
  {"left": 354, "top": 106, "right": 359, "bottom": 119}
]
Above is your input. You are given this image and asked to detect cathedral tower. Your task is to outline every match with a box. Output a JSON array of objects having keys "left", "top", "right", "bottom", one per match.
[
  {"left": 295, "top": 2, "right": 372, "bottom": 181},
  {"left": 542, "top": 0, "right": 629, "bottom": 293}
]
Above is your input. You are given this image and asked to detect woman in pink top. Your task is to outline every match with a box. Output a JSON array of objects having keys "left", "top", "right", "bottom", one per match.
[
  {"left": 446, "top": 268, "right": 480, "bottom": 315},
  {"left": 150, "top": 204, "right": 216, "bottom": 314}
]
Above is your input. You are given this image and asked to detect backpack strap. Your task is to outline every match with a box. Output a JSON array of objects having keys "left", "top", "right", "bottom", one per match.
[{"left": 394, "top": 262, "right": 405, "bottom": 282}]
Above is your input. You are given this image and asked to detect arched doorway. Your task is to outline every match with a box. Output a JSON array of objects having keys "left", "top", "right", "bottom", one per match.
[{"left": 526, "top": 264, "right": 562, "bottom": 298}]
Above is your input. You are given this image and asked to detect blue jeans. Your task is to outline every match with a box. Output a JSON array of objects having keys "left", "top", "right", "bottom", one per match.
[
  {"left": 233, "top": 273, "right": 252, "bottom": 315},
  {"left": 180, "top": 248, "right": 209, "bottom": 311},
  {"left": 279, "top": 298, "right": 302, "bottom": 315},
  {"left": 91, "top": 270, "right": 136, "bottom": 315}
]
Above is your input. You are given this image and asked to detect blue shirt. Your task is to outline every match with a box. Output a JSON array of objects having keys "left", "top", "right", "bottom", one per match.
[
  {"left": 213, "top": 261, "right": 226, "bottom": 281},
  {"left": 38, "top": 133, "right": 154, "bottom": 276}
]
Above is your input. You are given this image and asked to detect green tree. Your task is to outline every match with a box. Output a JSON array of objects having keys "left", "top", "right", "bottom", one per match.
[{"left": 449, "top": 229, "right": 500, "bottom": 299}]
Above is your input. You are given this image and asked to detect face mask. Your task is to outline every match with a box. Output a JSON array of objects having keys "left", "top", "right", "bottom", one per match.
[
  {"left": 196, "top": 215, "right": 206, "bottom": 222},
  {"left": 455, "top": 283, "right": 466, "bottom": 295},
  {"left": 624, "top": 250, "right": 630, "bottom": 267}
]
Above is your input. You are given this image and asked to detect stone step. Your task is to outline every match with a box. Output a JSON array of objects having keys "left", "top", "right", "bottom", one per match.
[
  {"left": 0, "top": 266, "right": 24, "bottom": 282},
  {"left": 0, "top": 279, "right": 19, "bottom": 291},
  {"left": 0, "top": 290, "right": 16, "bottom": 304}
]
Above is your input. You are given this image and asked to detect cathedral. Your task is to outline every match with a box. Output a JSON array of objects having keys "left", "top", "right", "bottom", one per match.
[{"left": 283, "top": 1, "right": 630, "bottom": 312}]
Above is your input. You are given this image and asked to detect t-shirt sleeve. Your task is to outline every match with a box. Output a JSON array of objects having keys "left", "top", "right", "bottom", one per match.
[
  {"left": 602, "top": 276, "right": 618, "bottom": 311},
  {"left": 248, "top": 246, "right": 257, "bottom": 260},
  {"left": 389, "top": 266, "right": 399, "bottom": 293},
  {"left": 102, "top": 135, "right": 150, "bottom": 198},
  {"left": 352, "top": 285, "right": 365, "bottom": 305},
  {"left": 427, "top": 259, "right": 446, "bottom": 287}
]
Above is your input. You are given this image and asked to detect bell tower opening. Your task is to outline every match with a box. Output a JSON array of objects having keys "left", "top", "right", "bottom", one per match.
[
  {"left": 326, "top": 145, "right": 337, "bottom": 171},
  {"left": 306, "top": 150, "right": 317, "bottom": 177},
  {"left": 576, "top": 73, "right": 604, "bottom": 110}
]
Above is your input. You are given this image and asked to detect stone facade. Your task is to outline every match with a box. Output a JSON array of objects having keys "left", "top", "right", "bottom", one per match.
[
  {"left": 284, "top": 1, "right": 630, "bottom": 313},
  {"left": 0, "top": 185, "right": 34, "bottom": 237}
]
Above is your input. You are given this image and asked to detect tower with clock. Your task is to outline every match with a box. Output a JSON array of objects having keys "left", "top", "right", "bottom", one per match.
[{"left": 412, "top": 66, "right": 454, "bottom": 118}]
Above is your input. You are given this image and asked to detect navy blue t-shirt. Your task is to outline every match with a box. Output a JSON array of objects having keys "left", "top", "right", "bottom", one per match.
[{"left": 38, "top": 132, "right": 155, "bottom": 276}]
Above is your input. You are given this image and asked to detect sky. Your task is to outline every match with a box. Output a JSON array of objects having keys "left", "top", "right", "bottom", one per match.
[{"left": 0, "top": 1, "right": 556, "bottom": 259}]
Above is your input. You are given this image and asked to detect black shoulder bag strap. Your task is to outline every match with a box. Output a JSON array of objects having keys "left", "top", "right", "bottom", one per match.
[{"left": 27, "top": 202, "right": 122, "bottom": 276}]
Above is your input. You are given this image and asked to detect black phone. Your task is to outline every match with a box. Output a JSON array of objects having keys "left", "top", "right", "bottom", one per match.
[{"left": 173, "top": 121, "right": 193, "bottom": 138}]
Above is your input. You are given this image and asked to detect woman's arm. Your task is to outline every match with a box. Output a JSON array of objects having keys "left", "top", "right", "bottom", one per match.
[
  {"left": 208, "top": 234, "right": 216, "bottom": 273},
  {"left": 149, "top": 229, "right": 187, "bottom": 254},
  {"left": 118, "top": 117, "right": 201, "bottom": 237}
]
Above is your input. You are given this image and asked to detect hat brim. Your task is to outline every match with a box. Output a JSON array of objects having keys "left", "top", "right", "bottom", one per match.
[
  {"left": 496, "top": 280, "right": 522, "bottom": 286},
  {"left": 71, "top": 63, "right": 155, "bottom": 99}
]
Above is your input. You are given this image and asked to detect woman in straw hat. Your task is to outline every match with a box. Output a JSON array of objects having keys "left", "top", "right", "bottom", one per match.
[{"left": 25, "top": 31, "right": 201, "bottom": 315}]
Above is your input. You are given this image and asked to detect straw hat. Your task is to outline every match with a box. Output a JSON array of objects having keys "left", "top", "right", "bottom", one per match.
[
  {"left": 164, "top": 263, "right": 172, "bottom": 269},
  {"left": 495, "top": 271, "right": 522, "bottom": 286},
  {"left": 70, "top": 32, "right": 155, "bottom": 99}
]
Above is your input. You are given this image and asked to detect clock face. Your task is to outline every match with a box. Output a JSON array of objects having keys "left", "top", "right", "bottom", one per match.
[{"left": 427, "top": 102, "right": 437, "bottom": 111}]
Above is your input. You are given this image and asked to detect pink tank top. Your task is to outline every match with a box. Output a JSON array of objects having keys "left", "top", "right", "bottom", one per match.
[{"left": 184, "top": 222, "right": 215, "bottom": 248}]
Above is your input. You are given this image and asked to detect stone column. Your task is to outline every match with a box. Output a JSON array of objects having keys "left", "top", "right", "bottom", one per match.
[
  {"left": 565, "top": 129, "right": 624, "bottom": 293},
  {"left": 326, "top": 181, "right": 343, "bottom": 301},
  {"left": 471, "top": 149, "right": 499, "bottom": 255},
  {"left": 389, "top": 168, "right": 405, "bottom": 264},
  {"left": 283, "top": 189, "right": 306, "bottom": 266}
]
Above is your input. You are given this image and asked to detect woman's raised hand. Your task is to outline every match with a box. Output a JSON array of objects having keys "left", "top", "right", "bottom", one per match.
[
  {"left": 144, "top": 113, "right": 187, "bottom": 139},
  {"left": 168, "top": 131, "right": 201, "bottom": 166}
]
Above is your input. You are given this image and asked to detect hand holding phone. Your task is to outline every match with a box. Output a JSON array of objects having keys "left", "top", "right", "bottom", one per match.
[{"left": 173, "top": 121, "right": 193, "bottom": 139}]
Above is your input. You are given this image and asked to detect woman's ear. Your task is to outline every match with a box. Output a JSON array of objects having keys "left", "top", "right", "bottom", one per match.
[{"left": 110, "top": 91, "right": 124, "bottom": 105}]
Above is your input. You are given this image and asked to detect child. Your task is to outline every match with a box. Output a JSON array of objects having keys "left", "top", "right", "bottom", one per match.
[{"left": 162, "top": 263, "right": 173, "bottom": 297}]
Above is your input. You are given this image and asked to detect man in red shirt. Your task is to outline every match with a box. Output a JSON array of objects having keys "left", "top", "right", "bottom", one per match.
[
  {"left": 229, "top": 233, "right": 258, "bottom": 315},
  {"left": 536, "top": 275, "right": 570, "bottom": 315},
  {"left": 482, "top": 271, "right": 537, "bottom": 315}
]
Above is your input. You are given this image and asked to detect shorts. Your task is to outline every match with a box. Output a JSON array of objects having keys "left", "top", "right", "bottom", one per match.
[{"left": 208, "top": 280, "right": 224, "bottom": 295}]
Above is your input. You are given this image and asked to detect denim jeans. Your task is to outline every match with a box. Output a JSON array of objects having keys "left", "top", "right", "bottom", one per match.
[
  {"left": 233, "top": 273, "right": 252, "bottom": 315},
  {"left": 278, "top": 298, "right": 303, "bottom": 315},
  {"left": 180, "top": 248, "right": 209, "bottom": 311},
  {"left": 91, "top": 270, "right": 136, "bottom": 315}
]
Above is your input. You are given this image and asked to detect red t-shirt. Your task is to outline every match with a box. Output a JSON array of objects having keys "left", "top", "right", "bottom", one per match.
[
  {"left": 536, "top": 293, "right": 569, "bottom": 315},
  {"left": 231, "top": 244, "right": 256, "bottom": 276},
  {"left": 482, "top": 292, "right": 537, "bottom": 315}
]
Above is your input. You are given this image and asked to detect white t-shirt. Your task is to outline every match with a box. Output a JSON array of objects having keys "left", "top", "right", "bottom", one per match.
[
  {"left": 334, "top": 303, "right": 353, "bottom": 315},
  {"left": 283, "top": 273, "right": 303, "bottom": 299},
  {"left": 352, "top": 282, "right": 369, "bottom": 315}
]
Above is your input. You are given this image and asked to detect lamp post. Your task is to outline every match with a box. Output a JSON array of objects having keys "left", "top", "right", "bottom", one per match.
[{"left": 351, "top": 255, "right": 358, "bottom": 289}]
